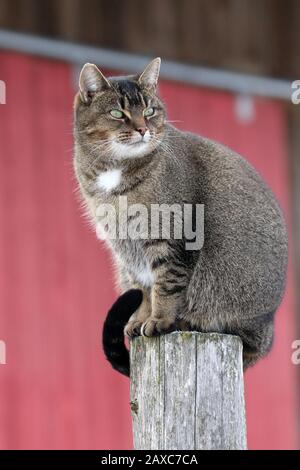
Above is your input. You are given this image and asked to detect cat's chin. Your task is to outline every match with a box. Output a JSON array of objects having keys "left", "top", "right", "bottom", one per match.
[{"left": 110, "top": 141, "right": 153, "bottom": 160}]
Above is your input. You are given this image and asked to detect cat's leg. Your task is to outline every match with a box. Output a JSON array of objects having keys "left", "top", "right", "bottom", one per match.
[
  {"left": 124, "top": 288, "right": 152, "bottom": 338},
  {"left": 141, "top": 265, "right": 189, "bottom": 337},
  {"left": 187, "top": 260, "right": 276, "bottom": 368},
  {"left": 117, "top": 263, "right": 152, "bottom": 338}
]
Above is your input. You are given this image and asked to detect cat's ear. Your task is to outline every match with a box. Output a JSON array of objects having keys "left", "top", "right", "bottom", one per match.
[
  {"left": 138, "top": 58, "right": 161, "bottom": 90},
  {"left": 79, "top": 63, "right": 111, "bottom": 103}
]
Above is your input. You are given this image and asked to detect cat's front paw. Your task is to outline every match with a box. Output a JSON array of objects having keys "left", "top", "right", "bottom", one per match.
[
  {"left": 124, "top": 319, "right": 143, "bottom": 338},
  {"left": 140, "top": 316, "right": 177, "bottom": 337}
]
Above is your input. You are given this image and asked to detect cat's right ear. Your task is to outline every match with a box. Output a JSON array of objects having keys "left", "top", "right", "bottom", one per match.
[
  {"left": 138, "top": 58, "right": 161, "bottom": 90},
  {"left": 79, "top": 63, "right": 111, "bottom": 104}
]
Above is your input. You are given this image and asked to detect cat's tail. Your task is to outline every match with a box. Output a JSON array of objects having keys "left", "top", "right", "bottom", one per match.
[{"left": 102, "top": 289, "right": 143, "bottom": 377}]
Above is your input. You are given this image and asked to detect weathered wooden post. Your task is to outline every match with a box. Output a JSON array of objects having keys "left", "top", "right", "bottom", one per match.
[{"left": 130, "top": 332, "right": 247, "bottom": 450}]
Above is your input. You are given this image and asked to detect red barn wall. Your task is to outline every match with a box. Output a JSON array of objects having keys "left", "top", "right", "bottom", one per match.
[{"left": 0, "top": 51, "right": 297, "bottom": 449}]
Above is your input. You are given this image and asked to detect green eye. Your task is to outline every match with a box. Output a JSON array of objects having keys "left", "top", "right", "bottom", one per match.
[
  {"left": 110, "top": 109, "right": 124, "bottom": 119},
  {"left": 144, "top": 107, "right": 155, "bottom": 117}
]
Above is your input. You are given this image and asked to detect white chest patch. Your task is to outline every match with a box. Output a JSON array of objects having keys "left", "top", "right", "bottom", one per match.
[
  {"left": 135, "top": 264, "right": 154, "bottom": 288},
  {"left": 97, "top": 169, "right": 122, "bottom": 193}
]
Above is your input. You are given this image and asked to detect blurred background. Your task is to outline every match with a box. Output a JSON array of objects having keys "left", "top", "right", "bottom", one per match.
[{"left": 0, "top": 0, "right": 299, "bottom": 450}]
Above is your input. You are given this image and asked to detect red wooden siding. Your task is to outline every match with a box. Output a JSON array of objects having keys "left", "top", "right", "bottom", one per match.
[{"left": 0, "top": 51, "right": 298, "bottom": 449}]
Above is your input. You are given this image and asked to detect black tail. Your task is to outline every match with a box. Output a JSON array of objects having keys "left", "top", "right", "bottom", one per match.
[{"left": 102, "top": 289, "right": 143, "bottom": 377}]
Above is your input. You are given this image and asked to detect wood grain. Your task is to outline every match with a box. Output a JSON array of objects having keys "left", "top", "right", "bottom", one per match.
[{"left": 130, "top": 332, "right": 247, "bottom": 450}]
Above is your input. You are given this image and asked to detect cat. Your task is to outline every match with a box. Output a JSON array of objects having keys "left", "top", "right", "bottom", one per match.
[{"left": 73, "top": 58, "right": 288, "bottom": 376}]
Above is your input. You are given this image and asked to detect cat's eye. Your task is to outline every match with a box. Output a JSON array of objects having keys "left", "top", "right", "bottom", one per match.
[
  {"left": 110, "top": 109, "right": 125, "bottom": 119},
  {"left": 144, "top": 107, "right": 155, "bottom": 118}
]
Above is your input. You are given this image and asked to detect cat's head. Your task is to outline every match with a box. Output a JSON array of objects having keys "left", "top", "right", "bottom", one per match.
[{"left": 74, "top": 58, "right": 166, "bottom": 166}]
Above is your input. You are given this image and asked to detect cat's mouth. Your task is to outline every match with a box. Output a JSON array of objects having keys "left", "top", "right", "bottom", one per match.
[
  {"left": 111, "top": 131, "right": 158, "bottom": 159},
  {"left": 128, "top": 139, "right": 149, "bottom": 147},
  {"left": 119, "top": 130, "right": 152, "bottom": 147}
]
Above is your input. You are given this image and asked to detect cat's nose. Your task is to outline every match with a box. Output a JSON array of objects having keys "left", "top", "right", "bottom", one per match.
[{"left": 136, "top": 127, "right": 147, "bottom": 136}]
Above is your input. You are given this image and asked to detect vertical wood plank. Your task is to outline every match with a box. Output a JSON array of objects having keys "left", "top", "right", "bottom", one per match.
[
  {"left": 195, "top": 334, "right": 246, "bottom": 449},
  {"left": 163, "top": 333, "right": 197, "bottom": 450},
  {"left": 130, "top": 336, "right": 164, "bottom": 450}
]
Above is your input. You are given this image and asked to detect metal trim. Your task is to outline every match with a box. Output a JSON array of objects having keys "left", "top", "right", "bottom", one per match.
[{"left": 0, "top": 28, "right": 293, "bottom": 100}]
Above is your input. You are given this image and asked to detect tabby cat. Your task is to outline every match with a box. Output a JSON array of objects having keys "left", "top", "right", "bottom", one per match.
[{"left": 73, "top": 58, "right": 288, "bottom": 376}]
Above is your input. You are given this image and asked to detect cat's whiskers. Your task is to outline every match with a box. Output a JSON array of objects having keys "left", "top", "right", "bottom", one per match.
[
  {"left": 82, "top": 130, "right": 179, "bottom": 173},
  {"left": 150, "top": 135, "right": 182, "bottom": 169},
  {"left": 85, "top": 139, "right": 114, "bottom": 172}
]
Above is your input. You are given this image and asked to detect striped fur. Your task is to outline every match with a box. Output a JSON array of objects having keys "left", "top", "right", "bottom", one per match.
[{"left": 75, "top": 60, "right": 288, "bottom": 376}]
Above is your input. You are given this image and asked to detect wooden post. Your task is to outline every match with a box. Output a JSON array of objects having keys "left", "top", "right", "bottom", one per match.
[{"left": 130, "top": 332, "right": 247, "bottom": 450}]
